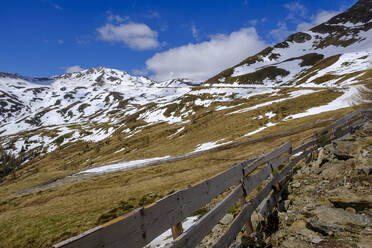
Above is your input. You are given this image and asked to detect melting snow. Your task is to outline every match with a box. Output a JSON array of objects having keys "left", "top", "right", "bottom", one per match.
[
  {"left": 79, "top": 156, "right": 171, "bottom": 174},
  {"left": 146, "top": 216, "right": 199, "bottom": 248},
  {"left": 285, "top": 86, "right": 365, "bottom": 120},
  {"left": 244, "top": 122, "right": 276, "bottom": 137},
  {"left": 265, "top": 112, "right": 276, "bottom": 118},
  {"left": 194, "top": 139, "right": 232, "bottom": 152}
]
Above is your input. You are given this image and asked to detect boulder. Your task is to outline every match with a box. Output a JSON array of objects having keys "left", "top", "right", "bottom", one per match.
[
  {"left": 307, "top": 206, "right": 372, "bottom": 234},
  {"left": 219, "top": 213, "right": 234, "bottom": 225}
]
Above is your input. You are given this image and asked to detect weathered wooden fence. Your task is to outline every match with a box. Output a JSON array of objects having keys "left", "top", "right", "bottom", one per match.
[{"left": 54, "top": 108, "right": 372, "bottom": 248}]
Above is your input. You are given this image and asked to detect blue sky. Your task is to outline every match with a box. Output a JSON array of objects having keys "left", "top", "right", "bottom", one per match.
[{"left": 0, "top": 0, "right": 357, "bottom": 81}]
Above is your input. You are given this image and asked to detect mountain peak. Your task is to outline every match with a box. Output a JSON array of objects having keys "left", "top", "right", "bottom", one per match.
[{"left": 311, "top": 0, "right": 372, "bottom": 33}]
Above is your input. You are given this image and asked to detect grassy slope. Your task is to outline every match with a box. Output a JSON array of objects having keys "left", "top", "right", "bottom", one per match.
[{"left": 0, "top": 86, "right": 367, "bottom": 247}]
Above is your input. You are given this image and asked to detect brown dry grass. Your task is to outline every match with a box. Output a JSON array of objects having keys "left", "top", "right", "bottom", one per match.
[{"left": 0, "top": 87, "right": 359, "bottom": 247}]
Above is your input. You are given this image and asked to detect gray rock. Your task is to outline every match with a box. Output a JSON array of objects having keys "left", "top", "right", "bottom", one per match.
[
  {"left": 219, "top": 213, "right": 234, "bottom": 225},
  {"left": 292, "top": 182, "right": 301, "bottom": 188},
  {"left": 307, "top": 206, "right": 372, "bottom": 234},
  {"left": 284, "top": 200, "right": 291, "bottom": 210},
  {"left": 328, "top": 188, "right": 372, "bottom": 211}
]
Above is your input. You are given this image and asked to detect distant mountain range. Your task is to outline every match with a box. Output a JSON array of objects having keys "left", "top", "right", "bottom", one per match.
[
  {"left": 0, "top": 0, "right": 371, "bottom": 163},
  {"left": 1, "top": 1, "right": 372, "bottom": 246}
]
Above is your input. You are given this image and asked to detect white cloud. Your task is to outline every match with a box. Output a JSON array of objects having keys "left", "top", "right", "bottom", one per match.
[
  {"left": 132, "top": 68, "right": 148, "bottom": 75},
  {"left": 58, "top": 40, "right": 64, "bottom": 44},
  {"left": 50, "top": 2, "right": 62, "bottom": 10},
  {"left": 65, "top": 65, "right": 84, "bottom": 73},
  {"left": 248, "top": 18, "right": 266, "bottom": 26},
  {"left": 191, "top": 24, "right": 199, "bottom": 40},
  {"left": 146, "top": 28, "right": 267, "bottom": 81},
  {"left": 108, "top": 14, "right": 128, "bottom": 23},
  {"left": 144, "top": 11, "right": 160, "bottom": 19},
  {"left": 270, "top": 9, "right": 339, "bottom": 41},
  {"left": 249, "top": 19, "right": 258, "bottom": 26},
  {"left": 97, "top": 23, "right": 160, "bottom": 50},
  {"left": 269, "top": 22, "right": 292, "bottom": 41},
  {"left": 296, "top": 10, "right": 340, "bottom": 31},
  {"left": 284, "top": 1, "right": 307, "bottom": 19}
]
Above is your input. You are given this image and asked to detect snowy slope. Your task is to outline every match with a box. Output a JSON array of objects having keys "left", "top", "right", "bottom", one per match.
[
  {"left": 1, "top": 0, "right": 371, "bottom": 162},
  {"left": 205, "top": 0, "right": 372, "bottom": 87}
]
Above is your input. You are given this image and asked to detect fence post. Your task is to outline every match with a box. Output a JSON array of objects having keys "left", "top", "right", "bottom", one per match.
[
  {"left": 171, "top": 222, "right": 183, "bottom": 240},
  {"left": 240, "top": 190, "right": 253, "bottom": 235}
]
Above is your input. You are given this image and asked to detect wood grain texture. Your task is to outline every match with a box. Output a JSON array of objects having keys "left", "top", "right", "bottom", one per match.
[
  {"left": 170, "top": 185, "right": 244, "bottom": 248},
  {"left": 244, "top": 142, "right": 291, "bottom": 176}
]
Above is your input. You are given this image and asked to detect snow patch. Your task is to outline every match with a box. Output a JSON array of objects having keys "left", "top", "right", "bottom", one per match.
[
  {"left": 79, "top": 156, "right": 171, "bottom": 174},
  {"left": 244, "top": 122, "right": 276, "bottom": 137},
  {"left": 146, "top": 216, "right": 199, "bottom": 248}
]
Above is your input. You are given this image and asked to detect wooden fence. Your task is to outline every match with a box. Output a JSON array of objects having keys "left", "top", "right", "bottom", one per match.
[{"left": 54, "top": 108, "right": 372, "bottom": 248}]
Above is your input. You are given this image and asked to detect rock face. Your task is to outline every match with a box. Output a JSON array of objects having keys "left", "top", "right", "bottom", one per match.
[
  {"left": 266, "top": 120, "right": 372, "bottom": 248},
  {"left": 285, "top": 32, "right": 312, "bottom": 43}
]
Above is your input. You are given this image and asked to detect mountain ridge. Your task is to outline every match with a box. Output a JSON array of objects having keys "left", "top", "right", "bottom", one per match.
[
  {"left": 0, "top": 1, "right": 371, "bottom": 247},
  {"left": 204, "top": 0, "right": 372, "bottom": 87}
]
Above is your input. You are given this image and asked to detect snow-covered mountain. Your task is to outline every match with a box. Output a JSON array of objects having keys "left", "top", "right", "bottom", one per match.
[
  {"left": 205, "top": 0, "right": 372, "bottom": 87},
  {"left": 0, "top": 0, "right": 371, "bottom": 164},
  {"left": 0, "top": 67, "right": 195, "bottom": 135}
]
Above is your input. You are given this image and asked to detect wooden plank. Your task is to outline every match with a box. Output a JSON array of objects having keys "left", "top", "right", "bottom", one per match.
[
  {"left": 259, "top": 186, "right": 285, "bottom": 218},
  {"left": 314, "top": 110, "right": 362, "bottom": 136},
  {"left": 212, "top": 148, "right": 311, "bottom": 248},
  {"left": 291, "top": 139, "right": 315, "bottom": 155},
  {"left": 315, "top": 107, "right": 371, "bottom": 137},
  {"left": 54, "top": 162, "right": 246, "bottom": 248},
  {"left": 170, "top": 185, "right": 244, "bottom": 248},
  {"left": 318, "top": 118, "right": 365, "bottom": 147},
  {"left": 317, "top": 115, "right": 364, "bottom": 143},
  {"left": 360, "top": 108, "right": 372, "bottom": 115},
  {"left": 213, "top": 175, "right": 276, "bottom": 248},
  {"left": 211, "top": 202, "right": 256, "bottom": 248},
  {"left": 244, "top": 142, "right": 291, "bottom": 175},
  {"left": 171, "top": 147, "right": 292, "bottom": 248}
]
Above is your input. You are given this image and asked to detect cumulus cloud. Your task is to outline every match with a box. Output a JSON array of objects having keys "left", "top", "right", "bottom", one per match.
[
  {"left": 284, "top": 1, "right": 307, "bottom": 19},
  {"left": 132, "top": 68, "right": 148, "bottom": 75},
  {"left": 296, "top": 10, "right": 340, "bottom": 31},
  {"left": 108, "top": 14, "right": 127, "bottom": 23},
  {"left": 144, "top": 11, "right": 160, "bottom": 19},
  {"left": 191, "top": 24, "right": 199, "bottom": 40},
  {"left": 65, "top": 65, "right": 84, "bottom": 73},
  {"left": 270, "top": 8, "right": 340, "bottom": 41},
  {"left": 146, "top": 28, "right": 267, "bottom": 81},
  {"left": 269, "top": 22, "right": 292, "bottom": 41},
  {"left": 97, "top": 23, "right": 160, "bottom": 50},
  {"left": 249, "top": 18, "right": 267, "bottom": 26},
  {"left": 105, "top": 11, "right": 129, "bottom": 23}
]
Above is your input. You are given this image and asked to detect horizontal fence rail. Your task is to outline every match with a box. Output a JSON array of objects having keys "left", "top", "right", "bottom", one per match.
[{"left": 54, "top": 108, "right": 372, "bottom": 248}]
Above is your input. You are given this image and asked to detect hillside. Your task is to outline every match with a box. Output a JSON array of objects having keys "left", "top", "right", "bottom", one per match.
[
  {"left": 205, "top": 0, "right": 372, "bottom": 87},
  {"left": 0, "top": 0, "right": 371, "bottom": 247}
]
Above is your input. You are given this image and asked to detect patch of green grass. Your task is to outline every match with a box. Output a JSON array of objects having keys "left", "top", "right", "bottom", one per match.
[
  {"left": 192, "top": 206, "right": 209, "bottom": 217},
  {"left": 228, "top": 202, "right": 240, "bottom": 215}
]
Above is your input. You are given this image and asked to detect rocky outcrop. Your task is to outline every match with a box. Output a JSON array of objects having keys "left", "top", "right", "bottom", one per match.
[
  {"left": 265, "top": 121, "right": 372, "bottom": 248},
  {"left": 285, "top": 32, "right": 312, "bottom": 43}
]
